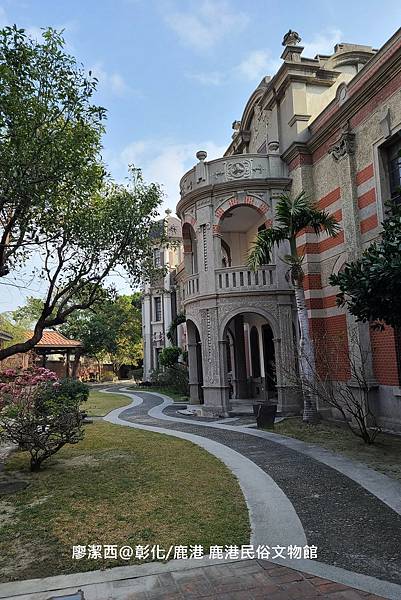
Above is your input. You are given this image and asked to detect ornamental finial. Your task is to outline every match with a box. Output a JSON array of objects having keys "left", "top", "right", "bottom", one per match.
[{"left": 282, "top": 30, "right": 301, "bottom": 46}]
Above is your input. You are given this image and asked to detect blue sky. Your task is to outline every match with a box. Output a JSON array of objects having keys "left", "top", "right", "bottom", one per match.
[
  {"left": 2, "top": 0, "right": 400, "bottom": 211},
  {"left": 1, "top": 0, "right": 400, "bottom": 310}
]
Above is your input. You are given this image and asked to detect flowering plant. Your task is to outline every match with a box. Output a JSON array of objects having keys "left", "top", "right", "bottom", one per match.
[{"left": 0, "top": 367, "right": 89, "bottom": 471}]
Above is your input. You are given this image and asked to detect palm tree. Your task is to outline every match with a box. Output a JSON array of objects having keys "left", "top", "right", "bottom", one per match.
[{"left": 248, "top": 192, "right": 340, "bottom": 423}]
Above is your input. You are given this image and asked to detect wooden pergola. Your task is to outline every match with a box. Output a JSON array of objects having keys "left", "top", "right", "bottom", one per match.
[{"left": 33, "top": 331, "right": 83, "bottom": 378}]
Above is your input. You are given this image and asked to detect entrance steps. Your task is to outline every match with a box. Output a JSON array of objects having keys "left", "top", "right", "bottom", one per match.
[
  {"left": 228, "top": 399, "right": 281, "bottom": 418},
  {"left": 228, "top": 400, "right": 254, "bottom": 417}
]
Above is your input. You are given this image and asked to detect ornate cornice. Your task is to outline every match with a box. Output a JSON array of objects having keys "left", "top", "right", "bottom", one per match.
[{"left": 308, "top": 29, "right": 401, "bottom": 154}]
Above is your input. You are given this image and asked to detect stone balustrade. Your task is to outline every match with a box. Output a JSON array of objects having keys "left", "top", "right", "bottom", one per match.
[
  {"left": 184, "top": 273, "right": 200, "bottom": 299},
  {"left": 215, "top": 265, "right": 276, "bottom": 294},
  {"left": 183, "top": 266, "right": 276, "bottom": 302},
  {"left": 179, "top": 153, "right": 285, "bottom": 199}
]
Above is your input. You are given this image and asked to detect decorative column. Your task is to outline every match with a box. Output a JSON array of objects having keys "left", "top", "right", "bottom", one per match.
[
  {"left": 200, "top": 307, "right": 230, "bottom": 416},
  {"left": 142, "top": 293, "right": 152, "bottom": 380},
  {"left": 329, "top": 122, "right": 360, "bottom": 261},
  {"left": 329, "top": 123, "right": 377, "bottom": 386},
  {"left": 277, "top": 297, "right": 301, "bottom": 414}
]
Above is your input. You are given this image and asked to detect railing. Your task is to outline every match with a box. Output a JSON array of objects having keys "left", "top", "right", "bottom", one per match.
[
  {"left": 184, "top": 274, "right": 199, "bottom": 299},
  {"left": 215, "top": 265, "right": 276, "bottom": 293},
  {"left": 179, "top": 153, "right": 286, "bottom": 198}
]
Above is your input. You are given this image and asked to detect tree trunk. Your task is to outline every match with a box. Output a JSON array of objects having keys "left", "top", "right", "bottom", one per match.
[
  {"left": 71, "top": 349, "right": 83, "bottom": 379},
  {"left": 293, "top": 279, "right": 318, "bottom": 424},
  {"left": 0, "top": 321, "right": 46, "bottom": 361},
  {"left": 96, "top": 356, "right": 102, "bottom": 381}
]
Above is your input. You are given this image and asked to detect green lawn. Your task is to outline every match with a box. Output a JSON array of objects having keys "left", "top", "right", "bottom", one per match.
[
  {"left": 83, "top": 390, "right": 132, "bottom": 416},
  {"left": 276, "top": 417, "right": 401, "bottom": 482},
  {"left": 129, "top": 386, "right": 186, "bottom": 403},
  {"left": 0, "top": 422, "right": 249, "bottom": 582}
]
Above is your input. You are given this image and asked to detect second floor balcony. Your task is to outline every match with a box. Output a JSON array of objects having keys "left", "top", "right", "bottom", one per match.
[
  {"left": 179, "top": 150, "right": 286, "bottom": 202},
  {"left": 183, "top": 264, "right": 277, "bottom": 301}
]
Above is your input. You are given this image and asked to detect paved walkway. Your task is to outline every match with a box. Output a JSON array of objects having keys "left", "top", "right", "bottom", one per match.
[
  {"left": 0, "top": 557, "right": 388, "bottom": 599},
  {"left": 2, "top": 387, "right": 401, "bottom": 600},
  {"left": 109, "top": 388, "right": 401, "bottom": 599}
]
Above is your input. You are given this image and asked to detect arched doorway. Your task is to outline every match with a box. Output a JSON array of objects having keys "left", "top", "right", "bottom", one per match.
[
  {"left": 186, "top": 319, "right": 203, "bottom": 404},
  {"left": 182, "top": 223, "right": 198, "bottom": 274},
  {"left": 223, "top": 312, "right": 277, "bottom": 403},
  {"left": 219, "top": 203, "right": 272, "bottom": 268}
]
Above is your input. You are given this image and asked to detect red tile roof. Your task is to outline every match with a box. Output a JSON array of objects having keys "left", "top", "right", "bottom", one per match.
[{"left": 27, "top": 330, "right": 82, "bottom": 349}]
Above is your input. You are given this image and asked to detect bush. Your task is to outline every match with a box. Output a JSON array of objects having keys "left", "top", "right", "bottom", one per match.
[
  {"left": 131, "top": 367, "right": 144, "bottom": 381},
  {"left": 100, "top": 374, "right": 116, "bottom": 382},
  {"left": 159, "top": 346, "right": 181, "bottom": 368},
  {"left": 0, "top": 368, "right": 89, "bottom": 471},
  {"left": 150, "top": 364, "right": 189, "bottom": 396}
]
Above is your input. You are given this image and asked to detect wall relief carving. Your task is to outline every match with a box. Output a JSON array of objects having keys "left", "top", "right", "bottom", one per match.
[
  {"left": 226, "top": 160, "right": 252, "bottom": 180},
  {"left": 329, "top": 122, "right": 355, "bottom": 161}
]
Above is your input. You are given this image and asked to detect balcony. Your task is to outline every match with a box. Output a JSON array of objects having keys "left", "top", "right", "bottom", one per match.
[
  {"left": 184, "top": 273, "right": 199, "bottom": 299},
  {"left": 216, "top": 265, "right": 276, "bottom": 294},
  {"left": 179, "top": 152, "right": 286, "bottom": 199},
  {"left": 182, "top": 266, "right": 277, "bottom": 302}
]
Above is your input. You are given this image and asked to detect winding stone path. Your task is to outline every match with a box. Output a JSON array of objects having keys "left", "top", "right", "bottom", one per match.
[
  {"left": 2, "top": 387, "right": 401, "bottom": 599},
  {"left": 105, "top": 387, "right": 401, "bottom": 599}
]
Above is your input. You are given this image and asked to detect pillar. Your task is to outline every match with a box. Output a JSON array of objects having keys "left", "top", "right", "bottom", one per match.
[
  {"left": 65, "top": 350, "right": 70, "bottom": 378},
  {"left": 142, "top": 294, "right": 152, "bottom": 380},
  {"left": 188, "top": 341, "right": 201, "bottom": 404},
  {"left": 330, "top": 123, "right": 378, "bottom": 417},
  {"left": 277, "top": 297, "right": 301, "bottom": 414}
]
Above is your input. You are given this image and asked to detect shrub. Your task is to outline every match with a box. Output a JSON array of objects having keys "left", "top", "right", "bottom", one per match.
[
  {"left": 150, "top": 364, "right": 189, "bottom": 396},
  {"left": 0, "top": 368, "right": 89, "bottom": 471},
  {"left": 159, "top": 346, "right": 181, "bottom": 368}
]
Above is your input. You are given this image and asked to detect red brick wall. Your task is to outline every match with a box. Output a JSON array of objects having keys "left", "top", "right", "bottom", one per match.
[
  {"left": 309, "top": 314, "right": 350, "bottom": 381},
  {"left": 370, "top": 327, "right": 400, "bottom": 386}
]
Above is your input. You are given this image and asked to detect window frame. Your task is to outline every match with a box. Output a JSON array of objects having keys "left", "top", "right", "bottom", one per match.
[{"left": 153, "top": 297, "right": 162, "bottom": 322}]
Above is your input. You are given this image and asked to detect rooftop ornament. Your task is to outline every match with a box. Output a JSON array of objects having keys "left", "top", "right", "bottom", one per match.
[
  {"left": 282, "top": 30, "right": 302, "bottom": 46},
  {"left": 196, "top": 150, "right": 207, "bottom": 162},
  {"left": 195, "top": 150, "right": 207, "bottom": 183}
]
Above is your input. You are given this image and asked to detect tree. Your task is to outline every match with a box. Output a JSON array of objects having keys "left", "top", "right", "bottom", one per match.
[
  {"left": 0, "top": 170, "right": 162, "bottom": 362},
  {"left": 248, "top": 192, "right": 340, "bottom": 423},
  {"left": 159, "top": 346, "right": 182, "bottom": 368},
  {"left": 61, "top": 293, "right": 143, "bottom": 377},
  {"left": 11, "top": 297, "right": 48, "bottom": 326},
  {"left": 330, "top": 202, "right": 401, "bottom": 328},
  {"left": 0, "top": 26, "right": 105, "bottom": 278},
  {"left": 167, "top": 312, "right": 186, "bottom": 344},
  {"left": 281, "top": 331, "right": 381, "bottom": 443},
  {"left": 0, "top": 367, "right": 89, "bottom": 471}
]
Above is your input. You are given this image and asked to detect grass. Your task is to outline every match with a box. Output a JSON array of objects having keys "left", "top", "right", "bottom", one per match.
[
  {"left": 0, "top": 421, "right": 249, "bottom": 583},
  {"left": 83, "top": 390, "right": 132, "bottom": 416},
  {"left": 275, "top": 417, "right": 401, "bottom": 482},
  {"left": 129, "top": 386, "right": 186, "bottom": 403}
]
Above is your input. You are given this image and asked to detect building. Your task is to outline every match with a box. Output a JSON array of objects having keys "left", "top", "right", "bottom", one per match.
[
  {"left": 167, "top": 27, "right": 401, "bottom": 432},
  {"left": 142, "top": 211, "right": 183, "bottom": 380}
]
